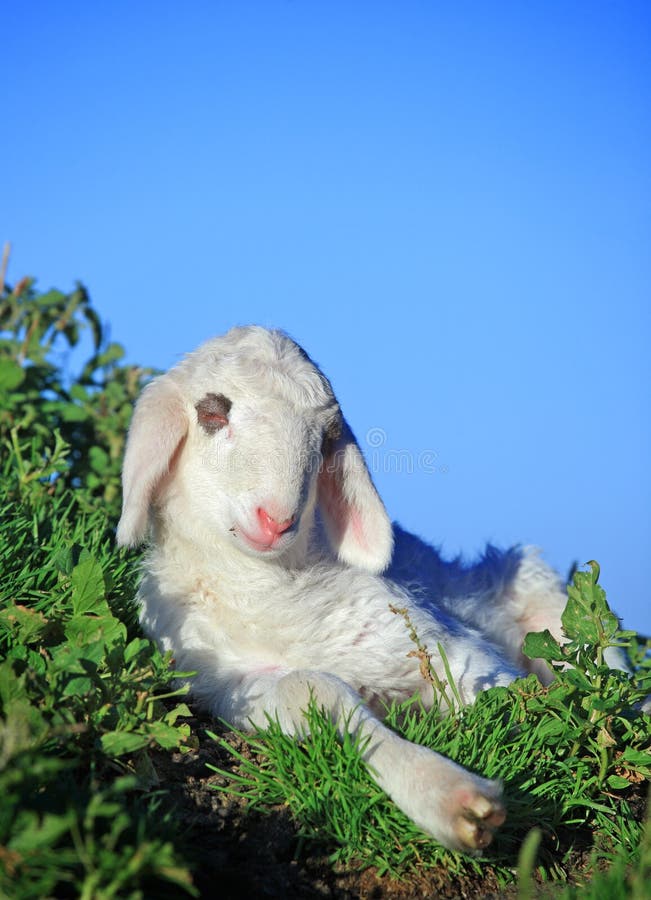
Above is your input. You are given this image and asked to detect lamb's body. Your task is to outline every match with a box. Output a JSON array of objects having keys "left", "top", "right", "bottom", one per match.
[
  {"left": 118, "top": 326, "right": 570, "bottom": 852},
  {"left": 140, "top": 534, "right": 533, "bottom": 721}
]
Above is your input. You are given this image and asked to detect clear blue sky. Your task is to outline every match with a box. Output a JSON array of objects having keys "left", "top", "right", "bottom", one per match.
[{"left": 4, "top": 1, "right": 650, "bottom": 632}]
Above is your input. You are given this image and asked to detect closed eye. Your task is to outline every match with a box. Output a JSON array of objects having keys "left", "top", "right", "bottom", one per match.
[
  {"left": 196, "top": 393, "right": 232, "bottom": 434},
  {"left": 322, "top": 412, "right": 343, "bottom": 456}
]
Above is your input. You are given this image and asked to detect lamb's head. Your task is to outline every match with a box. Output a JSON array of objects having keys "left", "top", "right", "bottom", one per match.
[{"left": 116, "top": 327, "right": 393, "bottom": 573}]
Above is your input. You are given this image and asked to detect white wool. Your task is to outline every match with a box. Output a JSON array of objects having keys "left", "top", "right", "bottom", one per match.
[{"left": 117, "top": 326, "right": 581, "bottom": 852}]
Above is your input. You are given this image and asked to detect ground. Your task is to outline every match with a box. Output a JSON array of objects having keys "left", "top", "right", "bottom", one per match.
[{"left": 151, "top": 709, "right": 617, "bottom": 900}]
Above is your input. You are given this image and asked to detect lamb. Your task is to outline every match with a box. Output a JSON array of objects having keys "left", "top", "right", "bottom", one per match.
[{"left": 117, "top": 325, "right": 573, "bottom": 853}]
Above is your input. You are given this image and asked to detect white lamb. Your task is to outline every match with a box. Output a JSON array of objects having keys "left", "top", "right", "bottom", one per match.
[{"left": 117, "top": 325, "right": 573, "bottom": 853}]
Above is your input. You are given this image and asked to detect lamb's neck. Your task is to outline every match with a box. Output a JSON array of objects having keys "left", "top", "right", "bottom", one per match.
[{"left": 149, "top": 520, "right": 324, "bottom": 599}]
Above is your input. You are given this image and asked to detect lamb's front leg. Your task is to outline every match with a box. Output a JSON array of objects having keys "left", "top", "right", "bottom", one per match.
[{"left": 221, "top": 669, "right": 506, "bottom": 853}]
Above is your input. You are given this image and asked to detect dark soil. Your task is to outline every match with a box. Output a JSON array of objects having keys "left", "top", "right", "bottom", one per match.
[
  {"left": 152, "top": 715, "right": 506, "bottom": 900},
  {"left": 150, "top": 710, "right": 646, "bottom": 900}
]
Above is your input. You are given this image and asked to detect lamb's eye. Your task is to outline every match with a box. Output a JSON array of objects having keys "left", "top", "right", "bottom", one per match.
[
  {"left": 196, "top": 393, "right": 232, "bottom": 434},
  {"left": 322, "top": 413, "right": 343, "bottom": 456}
]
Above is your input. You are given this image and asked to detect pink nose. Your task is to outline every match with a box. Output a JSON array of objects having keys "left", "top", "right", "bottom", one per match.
[{"left": 257, "top": 507, "right": 295, "bottom": 538}]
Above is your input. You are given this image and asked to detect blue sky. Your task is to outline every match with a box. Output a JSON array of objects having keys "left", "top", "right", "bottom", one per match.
[{"left": 4, "top": 1, "right": 650, "bottom": 632}]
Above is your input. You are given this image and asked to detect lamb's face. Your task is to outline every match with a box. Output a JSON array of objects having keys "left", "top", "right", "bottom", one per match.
[
  {"left": 118, "top": 325, "right": 393, "bottom": 573},
  {"left": 165, "top": 327, "right": 341, "bottom": 559}
]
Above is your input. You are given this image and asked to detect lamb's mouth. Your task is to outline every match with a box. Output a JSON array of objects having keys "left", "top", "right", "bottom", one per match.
[{"left": 232, "top": 526, "right": 292, "bottom": 554}]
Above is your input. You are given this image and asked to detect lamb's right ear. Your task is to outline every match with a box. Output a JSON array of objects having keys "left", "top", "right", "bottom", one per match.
[
  {"left": 318, "top": 419, "right": 394, "bottom": 573},
  {"left": 116, "top": 375, "right": 189, "bottom": 547}
]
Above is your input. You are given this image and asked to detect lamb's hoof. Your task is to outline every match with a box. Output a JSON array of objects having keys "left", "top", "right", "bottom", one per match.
[{"left": 455, "top": 794, "right": 506, "bottom": 850}]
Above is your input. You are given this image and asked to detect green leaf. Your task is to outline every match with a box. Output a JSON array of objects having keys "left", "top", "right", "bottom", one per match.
[
  {"left": 51, "top": 639, "right": 105, "bottom": 674},
  {"left": 523, "top": 629, "right": 563, "bottom": 662},
  {"left": 124, "top": 637, "right": 152, "bottom": 664},
  {"left": 52, "top": 545, "right": 74, "bottom": 575},
  {"left": 71, "top": 555, "right": 105, "bottom": 614},
  {"left": 89, "top": 445, "right": 110, "bottom": 474},
  {"left": 59, "top": 403, "right": 90, "bottom": 423},
  {"left": 562, "top": 560, "right": 619, "bottom": 645},
  {"left": 606, "top": 774, "right": 632, "bottom": 791},
  {"left": 96, "top": 342, "right": 126, "bottom": 367},
  {"left": 0, "top": 358, "right": 25, "bottom": 391},
  {"left": 69, "top": 383, "right": 89, "bottom": 402},
  {"left": 36, "top": 289, "right": 66, "bottom": 309},
  {"left": 164, "top": 703, "right": 193, "bottom": 725},
  {"left": 620, "top": 748, "right": 651, "bottom": 767},
  {"left": 562, "top": 668, "right": 593, "bottom": 692},
  {"left": 10, "top": 811, "right": 75, "bottom": 852},
  {"left": 83, "top": 304, "right": 104, "bottom": 349},
  {"left": 100, "top": 730, "right": 150, "bottom": 757},
  {"left": 64, "top": 612, "right": 126, "bottom": 649},
  {"left": 146, "top": 720, "right": 188, "bottom": 750},
  {"left": 61, "top": 675, "right": 94, "bottom": 697},
  {"left": 0, "top": 602, "right": 49, "bottom": 643}
]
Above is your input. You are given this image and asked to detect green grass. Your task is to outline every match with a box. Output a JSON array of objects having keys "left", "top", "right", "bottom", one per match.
[
  {"left": 1, "top": 277, "right": 649, "bottom": 897},
  {"left": 0, "top": 281, "right": 197, "bottom": 898},
  {"left": 0, "top": 434, "right": 198, "bottom": 898},
  {"left": 207, "top": 567, "right": 651, "bottom": 890}
]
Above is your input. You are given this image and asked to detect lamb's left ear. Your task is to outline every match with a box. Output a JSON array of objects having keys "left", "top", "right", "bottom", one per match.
[
  {"left": 317, "top": 420, "right": 394, "bottom": 573},
  {"left": 116, "top": 374, "right": 189, "bottom": 548}
]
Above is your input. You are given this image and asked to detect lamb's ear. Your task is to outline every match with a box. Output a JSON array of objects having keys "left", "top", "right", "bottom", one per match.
[
  {"left": 317, "top": 420, "right": 393, "bottom": 573},
  {"left": 116, "top": 375, "right": 189, "bottom": 547}
]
